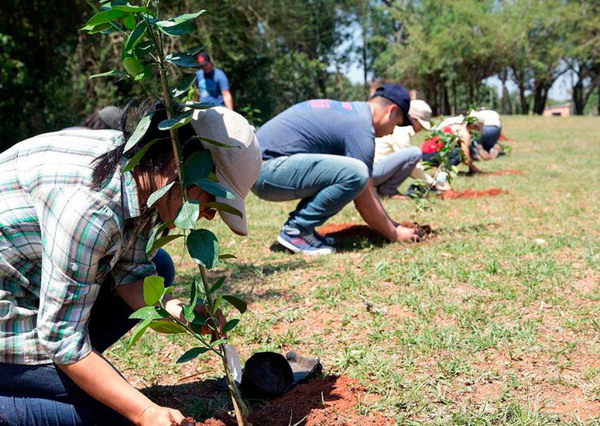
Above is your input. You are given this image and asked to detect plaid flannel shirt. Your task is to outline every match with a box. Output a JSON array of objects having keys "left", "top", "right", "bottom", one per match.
[{"left": 0, "top": 129, "right": 156, "bottom": 365}]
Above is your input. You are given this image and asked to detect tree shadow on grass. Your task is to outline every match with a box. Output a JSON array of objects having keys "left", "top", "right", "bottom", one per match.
[
  {"left": 140, "top": 379, "right": 234, "bottom": 424},
  {"left": 266, "top": 225, "right": 389, "bottom": 254},
  {"left": 173, "top": 258, "right": 311, "bottom": 304},
  {"left": 141, "top": 375, "right": 342, "bottom": 426}
]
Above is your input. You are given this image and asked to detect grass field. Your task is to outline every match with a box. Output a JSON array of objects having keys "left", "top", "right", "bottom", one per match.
[{"left": 107, "top": 116, "right": 600, "bottom": 425}]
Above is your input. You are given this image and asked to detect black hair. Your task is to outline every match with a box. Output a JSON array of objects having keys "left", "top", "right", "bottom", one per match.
[
  {"left": 82, "top": 112, "right": 111, "bottom": 130},
  {"left": 91, "top": 99, "right": 200, "bottom": 190}
]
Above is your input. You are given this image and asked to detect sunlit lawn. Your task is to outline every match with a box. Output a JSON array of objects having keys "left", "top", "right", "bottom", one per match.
[{"left": 108, "top": 115, "right": 600, "bottom": 424}]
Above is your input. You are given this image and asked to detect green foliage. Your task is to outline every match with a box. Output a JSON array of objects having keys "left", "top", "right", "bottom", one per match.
[{"left": 81, "top": 2, "right": 251, "bottom": 421}]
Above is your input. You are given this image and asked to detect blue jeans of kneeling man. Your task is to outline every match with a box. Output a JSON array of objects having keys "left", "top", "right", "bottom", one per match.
[
  {"left": 372, "top": 147, "right": 422, "bottom": 196},
  {"left": 0, "top": 248, "right": 175, "bottom": 426},
  {"left": 251, "top": 154, "right": 369, "bottom": 233}
]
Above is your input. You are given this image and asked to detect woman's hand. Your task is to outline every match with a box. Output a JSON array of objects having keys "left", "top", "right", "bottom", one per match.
[
  {"left": 138, "top": 404, "right": 194, "bottom": 426},
  {"left": 194, "top": 304, "right": 227, "bottom": 338}
]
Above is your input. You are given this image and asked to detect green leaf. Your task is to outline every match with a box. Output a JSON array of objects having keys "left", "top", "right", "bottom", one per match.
[
  {"left": 148, "top": 321, "right": 187, "bottom": 334},
  {"left": 123, "top": 21, "right": 147, "bottom": 58},
  {"left": 213, "top": 295, "right": 222, "bottom": 314},
  {"left": 202, "top": 202, "right": 242, "bottom": 218},
  {"left": 223, "top": 295, "right": 247, "bottom": 314},
  {"left": 184, "top": 103, "right": 217, "bottom": 110},
  {"left": 111, "top": 5, "right": 149, "bottom": 13},
  {"left": 157, "top": 110, "right": 193, "bottom": 131},
  {"left": 123, "top": 138, "right": 160, "bottom": 173},
  {"left": 145, "top": 220, "right": 174, "bottom": 254},
  {"left": 147, "top": 181, "right": 175, "bottom": 208},
  {"left": 123, "top": 14, "right": 136, "bottom": 30},
  {"left": 182, "top": 150, "right": 213, "bottom": 184},
  {"left": 218, "top": 254, "right": 237, "bottom": 260},
  {"left": 129, "top": 305, "right": 161, "bottom": 320},
  {"left": 148, "top": 234, "right": 183, "bottom": 253},
  {"left": 156, "top": 20, "right": 195, "bottom": 36},
  {"left": 172, "top": 10, "right": 206, "bottom": 24},
  {"left": 172, "top": 74, "right": 197, "bottom": 98},
  {"left": 86, "top": 23, "right": 113, "bottom": 34},
  {"left": 176, "top": 346, "right": 209, "bottom": 364},
  {"left": 189, "top": 277, "right": 200, "bottom": 311},
  {"left": 89, "top": 69, "right": 124, "bottom": 79},
  {"left": 82, "top": 9, "right": 125, "bottom": 30},
  {"left": 189, "top": 179, "right": 234, "bottom": 200},
  {"left": 210, "top": 338, "right": 227, "bottom": 348},
  {"left": 183, "top": 304, "right": 195, "bottom": 323},
  {"left": 123, "top": 111, "right": 152, "bottom": 153},
  {"left": 187, "top": 229, "right": 219, "bottom": 269},
  {"left": 194, "top": 135, "right": 237, "bottom": 148},
  {"left": 126, "top": 317, "right": 152, "bottom": 350},
  {"left": 222, "top": 319, "right": 240, "bottom": 333},
  {"left": 135, "top": 40, "right": 154, "bottom": 57},
  {"left": 209, "top": 277, "right": 226, "bottom": 294},
  {"left": 143, "top": 276, "right": 165, "bottom": 306},
  {"left": 174, "top": 200, "right": 200, "bottom": 229},
  {"left": 164, "top": 53, "right": 199, "bottom": 67},
  {"left": 123, "top": 56, "right": 144, "bottom": 77}
]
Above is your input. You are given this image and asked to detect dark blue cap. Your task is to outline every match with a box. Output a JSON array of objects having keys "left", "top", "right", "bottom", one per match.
[{"left": 373, "top": 84, "right": 412, "bottom": 127}]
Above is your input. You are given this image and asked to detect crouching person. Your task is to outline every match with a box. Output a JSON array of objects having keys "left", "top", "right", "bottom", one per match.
[{"left": 0, "top": 102, "right": 261, "bottom": 425}]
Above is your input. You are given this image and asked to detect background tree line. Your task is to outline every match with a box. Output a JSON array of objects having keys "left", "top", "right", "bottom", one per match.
[{"left": 1, "top": 0, "right": 598, "bottom": 150}]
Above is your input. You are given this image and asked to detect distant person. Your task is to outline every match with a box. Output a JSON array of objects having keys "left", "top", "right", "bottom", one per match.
[
  {"left": 252, "top": 84, "right": 420, "bottom": 256},
  {"left": 421, "top": 114, "right": 483, "bottom": 174},
  {"left": 374, "top": 100, "right": 450, "bottom": 197},
  {"left": 471, "top": 109, "right": 503, "bottom": 160},
  {"left": 195, "top": 53, "right": 233, "bottom": 110}
]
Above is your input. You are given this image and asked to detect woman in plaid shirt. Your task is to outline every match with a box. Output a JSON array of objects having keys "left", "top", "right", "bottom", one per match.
[{"left": 0, "top": 102, "right": 261, "bottom": 425}]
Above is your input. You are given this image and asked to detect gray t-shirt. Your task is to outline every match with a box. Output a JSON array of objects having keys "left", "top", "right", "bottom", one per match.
[{"left": 256, "top": 100, "right": 375, "bottom": 174}]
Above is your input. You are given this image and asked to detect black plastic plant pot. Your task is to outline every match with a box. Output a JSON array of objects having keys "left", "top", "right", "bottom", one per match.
[{"left": 240, "top": 352, "right": 294, "bottom": 399}]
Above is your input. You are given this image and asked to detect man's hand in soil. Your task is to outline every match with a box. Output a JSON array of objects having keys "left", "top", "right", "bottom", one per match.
[
  {"left": 138, "top": 404, "right": 194, "bottom": 426},
  {"left": 434, "top": 182, "right": 451, "bottom": 192},
  {"left": 396, "top": 225, "right": 420, "bottom": 242}
]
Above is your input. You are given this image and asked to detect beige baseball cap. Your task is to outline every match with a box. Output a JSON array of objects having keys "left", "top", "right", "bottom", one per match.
[
  {"left": 409, "top": 100, "right": 432, "bottom": 130},
  {"left": 190, "top": 107, "right": 262, "bottom": 236}
]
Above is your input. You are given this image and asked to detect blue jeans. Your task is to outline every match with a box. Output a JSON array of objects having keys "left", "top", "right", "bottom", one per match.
[
  {"left": 474, "top": 125, "right": 501, "bottom": 152},
  {"left": 251, "top": 154, "right": 369, "bottom": 232},
  {"left": 0, "top": 249, "right": 175, "bottom": 426},
  {"left": 372, "top": 147, "right": 421, "bottom": 196}
]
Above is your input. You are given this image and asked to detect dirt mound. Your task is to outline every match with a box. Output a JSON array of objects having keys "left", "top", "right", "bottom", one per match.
[
  {"left": 250, "top": 375, "right": 392, "bottom": 425},
  {"left": 441, "top": 188, "right": 507, "bottom": 200},
  {"left": 196, "top": 376, "right": 392, "bottom": 426},
  {"left": 483, "top": 169, "right": 524, "bottom": 176},
  {"left": 318, "top": 221, "right": 434, "bottom": 241}
]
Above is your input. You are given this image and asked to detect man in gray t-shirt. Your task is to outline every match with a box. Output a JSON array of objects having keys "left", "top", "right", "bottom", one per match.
[{"left": 252, "top": 84, "right": 419, "bottom": 255}]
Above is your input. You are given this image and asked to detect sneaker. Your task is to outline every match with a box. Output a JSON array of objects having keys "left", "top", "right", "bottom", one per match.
[
  {"left": 277, "top": 227, "right": 334, "bottom": 256},
  {"left": 314, "top": 230, "right": 335, "bottom": 246}
]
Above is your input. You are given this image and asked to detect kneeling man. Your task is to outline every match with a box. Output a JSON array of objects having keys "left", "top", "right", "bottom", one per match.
[{"left": 252, "top": 84, "right": 419, "bottom": 255}]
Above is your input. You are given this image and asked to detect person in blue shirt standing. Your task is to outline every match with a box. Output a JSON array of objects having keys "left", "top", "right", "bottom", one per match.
[
  {"left": 195, "top": 53, "right": 233, "bottom": 110},
  {"left": 252, "top": 84, "right": 420, "bottom": 256}
]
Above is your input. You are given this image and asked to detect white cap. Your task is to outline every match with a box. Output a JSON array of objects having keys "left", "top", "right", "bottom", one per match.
[
  {"left": 190, "top": 107, "right": 262, "bottom": 236},
  {"left": 409, "top": 100, "right": 432, "bottom": 130}
]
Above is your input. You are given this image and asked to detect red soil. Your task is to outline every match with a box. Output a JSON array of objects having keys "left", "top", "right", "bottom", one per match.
[
  {"left": 317, "top": 221, "right": 434, "bottom": 240},
  {"left": 196, "top": 375, "right": 393, "bottom": 425},
  {"left": 498, "top": 134, "right": 513, "bottom": 141},
  {"left": 441, "top": 188, "right": 507, "bottom": 200}
]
